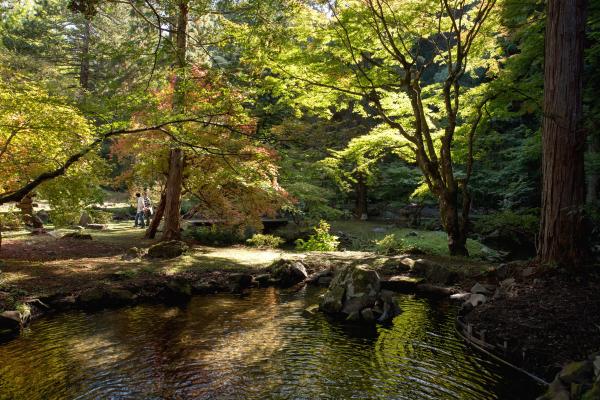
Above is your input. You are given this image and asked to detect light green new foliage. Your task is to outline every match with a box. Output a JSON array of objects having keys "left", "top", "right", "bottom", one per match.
[
  {"left": 246, "top": 234, "right": 285, "bottom": 249},
  {"left": 296, "top": 220, "right": 340, "bottom": 251}
]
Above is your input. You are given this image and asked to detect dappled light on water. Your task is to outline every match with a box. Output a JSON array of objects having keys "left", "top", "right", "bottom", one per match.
[{"left": 0, "top": 288, "right": 542, "bottom": 399}]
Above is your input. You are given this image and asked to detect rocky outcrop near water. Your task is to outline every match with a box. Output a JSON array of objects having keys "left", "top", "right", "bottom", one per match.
[
  {"left": 537, "top": 355, "right": 600, "bottom": 400},
  {"left": 269, "top": 259, "right": 308, "bottom": 288},
  {"left": 319, "top": 264, "right": 401, "bottom": 323}
]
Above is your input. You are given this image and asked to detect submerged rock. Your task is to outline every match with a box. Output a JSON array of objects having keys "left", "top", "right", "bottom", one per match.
[
  {"left": 0, "top": 311, "right": 24, "bottom": 333},
  {"left": 147, "top": 240, "right": 188, "bottom": 259},
  {"left": 270, "top": 259, "right": 308, "bottom": 288}
]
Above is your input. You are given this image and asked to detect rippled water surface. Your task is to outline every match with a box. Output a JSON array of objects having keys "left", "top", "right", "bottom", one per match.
[{"left": 0, "top": 287, "right": 541, "bottom": 399}]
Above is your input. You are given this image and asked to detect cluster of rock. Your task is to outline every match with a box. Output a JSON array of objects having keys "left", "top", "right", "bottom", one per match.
[
  {"left": 318, "top": 264, "right": 401, "bottom": 324},
  {"left": 537, "top": 355, "right": 600, "bottom": 400},
  {"left": 455, "top": 278, "right": 517, "bottom": 315}
]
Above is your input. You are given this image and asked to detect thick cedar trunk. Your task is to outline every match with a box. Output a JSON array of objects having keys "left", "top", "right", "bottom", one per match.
[
  {"left": 162, "top": 149, "right": 184, "bottom": 240},
  {"left": 587, "top": 133, "right": 600, "bottom": 204},
  {"left": 79, "top": 18, "right": 91, "bottom": 90},
  {"left": 354, "top": 174, "right": 368, "bottom": 220},
  {"left": 538, "top": 0, "right": 588, "bottom": 265},
  {"left": 146, "top": 190, "right": 166, "bottom": 239},
  {"left": 159, "top": 0, "right": 188, "bottom": 241}
]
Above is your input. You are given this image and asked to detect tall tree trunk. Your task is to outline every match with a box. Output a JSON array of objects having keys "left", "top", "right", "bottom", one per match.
[
  {"left": 160, "top": 0, "right": 188, "bottom": 241},
  {"left": 439, "top": 190, "right": 469, "bottom": 256},
  {"left": 354, "top": 174, "right": 368, "bottom": 220},
  {"left": 587, "top": 132, "right": 600, "bottom": 205},
  {"left": 79, "top": 18, "right": 91, "bottom": 90},
  {"left": 146, "top": 190, "right": 166, "bottom": 239},
  {"left": 162, "top": 149, "right": 184, "bottom": 240},
  {"left": 538, "top": 0, "right": 588, "bottom": 265}
]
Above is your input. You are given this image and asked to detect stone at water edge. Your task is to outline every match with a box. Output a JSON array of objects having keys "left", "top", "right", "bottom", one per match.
[
  {"left": 254, "top": 274, "right": 272, "bottom": 287},
  {"left": 302, "top": 304, "right": 320, "bottom": 318},
  {"left": 466, "top": 293, "right": 486, "bottom": 308},
  {"left": 228, "top": 273, "right": 254, "bottom": 293},
  {"left": 147, "top": 240, "right": 189, "bottom": 259},
  {"left": 361, "top": 308, "right": 376, "bottom": 322},
  {"left": 270, "top": 259, "right": 308, "bottom": 288},
  {"left": 558, "top": 360, "right": 594, "bottom": 385},
  {"left": 407, "top": 258, "right": 457, "bottom": 285}
]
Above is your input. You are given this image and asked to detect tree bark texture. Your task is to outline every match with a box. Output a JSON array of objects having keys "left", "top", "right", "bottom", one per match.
[
  {"left": 79, "top": 18, "right": 91, "bottom": 90},
  {"left": 146, "top": 190, "right": 166, "bottom": 239},
  {"left": 161, "top": 149, "right": 184, "bottom": 241},
  {"left": 354, "top": 174, "right": 368, "bottom": 220},
  {"left": 538, "top": 0, "right": 588, "bottom": 265},
  {"left": 160, "top": 0, "right": 188, "bottom": 241}
]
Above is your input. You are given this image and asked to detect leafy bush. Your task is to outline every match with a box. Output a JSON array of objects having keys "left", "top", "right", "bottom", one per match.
[
  {"left": 89, "top": 209, "right": 113, "bottom": 224},
  {"left": 0, "top": 210, "right": 24, "bottom": 231},
  {"left": 474, "top": 209, "right": 539, "bottom": 237},
  {"left": 48, "top": 208, "right": 81, "bottom": 227},
  {"left": 246, "top": 234, "right": 285, "bottom": 249},
  {"left": 188, "top": 225, "right": 244, "bottom": 246},
  {"left": 374, "top": 234, "right": 424, "bottom": 255},
  {"left": 295, "top": 220, "right": 339, "bottom": 251}
]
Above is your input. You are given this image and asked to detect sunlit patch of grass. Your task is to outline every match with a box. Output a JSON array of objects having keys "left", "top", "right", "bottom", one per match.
[{"left": 329, "top": 220, "right": 488, "bottom": 259}]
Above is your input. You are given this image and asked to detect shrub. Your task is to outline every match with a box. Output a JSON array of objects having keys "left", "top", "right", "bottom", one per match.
[
  {"left": 374, "top": 234, "right": 422, "bottom": 255},
  {"left": 89, "top": 209, "right": 113, "bottom": 224},
  {"left": 474, "top": 209, "right": 539, "bottom": 237},
  {"left": 48, "top": 208, "right": 80, "bottom": 227},
  {"left": 246, "top": 234, "right": 285, "bottom": 249},
  {"left": 188, "top": 225, "right": 244, "bottom": 246},
  {"left": 295, "top": 220, "right": 339, "bottom": 251},
  {"left": 0, "top": 210, "right": 24, "bottom": 231}
]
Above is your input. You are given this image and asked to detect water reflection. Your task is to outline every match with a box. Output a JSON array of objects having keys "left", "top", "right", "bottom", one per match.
[{"left": 0, "top": 288, "right": 542, "bottom": 400}]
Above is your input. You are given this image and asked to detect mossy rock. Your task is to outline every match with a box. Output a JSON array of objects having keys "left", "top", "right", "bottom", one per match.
[{"left": 147, "top": 240, "right": 189, "bottom": 259}]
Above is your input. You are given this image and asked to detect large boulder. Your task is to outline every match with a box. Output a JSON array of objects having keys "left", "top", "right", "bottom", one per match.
[
  {"left": 270, "top": 259, "right": 308, "bottom": 288},
  {"left": 406, "top": 258, "right": 457, "bottom": 285},
  {"left": 319, "top": 264, "right": 400, "bottom": 323},
  {"left": 228, "top": 273, "right": 254, "bottom": 293},
  {"left": 147, "top": 240, "right": 189, "bottom": 259}
]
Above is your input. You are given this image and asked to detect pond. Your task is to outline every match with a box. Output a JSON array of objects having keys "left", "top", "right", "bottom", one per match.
[{"left": 0, "top": 287, "right": 542, "bottom": 399}]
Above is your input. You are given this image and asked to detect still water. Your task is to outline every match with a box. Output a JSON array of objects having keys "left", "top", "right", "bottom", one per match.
[{"left": 0, "top": 287, "right": 541, "bottom": 400}]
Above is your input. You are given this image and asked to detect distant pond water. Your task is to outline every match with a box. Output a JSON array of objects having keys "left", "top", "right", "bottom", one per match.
[{"left": 0, "top": 287, "right": 542, "bottom": 399}]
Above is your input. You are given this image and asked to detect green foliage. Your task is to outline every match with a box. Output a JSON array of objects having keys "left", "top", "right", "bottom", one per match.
[
  {"left": 89, "top": 209, "right": 113, "bottom": 224},
  {"left": 0, "top": 209, "right": 24, "bottom": 231},
  {"left": 374, "top": 234, "right": 422, "bottom": 256},
  {"left": 295, "top": 220, "right": 339, "bottom": 251},
  {"left": 474, "top": 209, "right": 540, "bottom": 237},
  {"left": 188, "top": 225, "right": 244, "bottom": 247},
  {"left": 246, "top": 233, "right": 285, "bottom": 249}
]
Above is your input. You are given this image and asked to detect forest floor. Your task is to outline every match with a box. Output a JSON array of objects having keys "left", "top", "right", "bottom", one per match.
[{"left": 464, "top": 264, "right": 600, "bottom": 382}]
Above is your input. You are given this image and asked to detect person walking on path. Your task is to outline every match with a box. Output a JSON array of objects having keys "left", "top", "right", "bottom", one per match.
[{"left": 134, "top": 192, "right": 145, "bottom": 228}]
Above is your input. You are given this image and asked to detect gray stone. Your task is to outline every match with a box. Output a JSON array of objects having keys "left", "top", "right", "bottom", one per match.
[
  {"left": 270, "top": 260, "right": 308, "bottom": 288},
  {"left": 302, "top": 304, "right": 320, "bottom": 318},
  {"left": 372, "top": 227, "right": 387, "bottom": 233},
  {"left": 86, "top": 223, "right": 107, "bottom": 230},
  {"left": 254, "top": 274, "right": 272, "bottom": 287},
  {"left": 380, "top": 275, "right": 423, "bottom": 292},
  {"left": 306, "top": 269, "right": 332, "bottom": 284},
  {"left": 467, "top": 293, "right": 487, "bottom": 307},
  {"left": 62, "top": 232, "right": 92, "bottom": 240},
  {"left": 409, "top": 258, "right": 456, "bottom": 285},
  {"left": 450, "top": 292, "right": 471, "bottom": 302},
  {"left": 147, "top": 240, "right": 188, "bottom": 259},
  {"left": 228, "top": 273, "right": 254, "bottom": 293},
  {"left": 471, "top": 282, "right": 492, "bottom": 295},
  {"left": 406, "top": 231, "right": 418, "bottom": 237},
  {"left": 559, "top": 361, "right": 593, "bottom": 385},
  {"left": 361, "top": 308, "right": 376, "bottom": 322},
  {"left": 320, "top": 264, "right": 380, "bottom": 315},
  {"left": 122, "top": 247, "right": 144, "bottom": 261},
  {"left": 593, "top": 356, "right": 600, "bottom": 379},
  {"left": 0, "top": 311, "right": 23, "bottom": 332}
]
